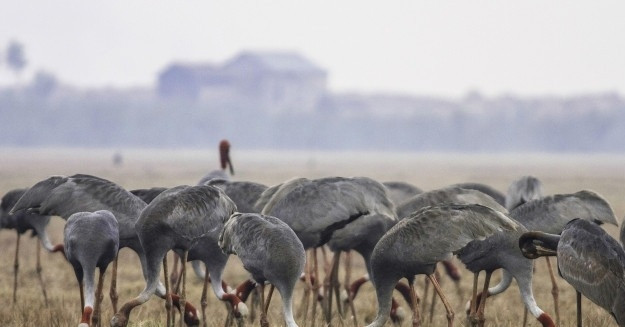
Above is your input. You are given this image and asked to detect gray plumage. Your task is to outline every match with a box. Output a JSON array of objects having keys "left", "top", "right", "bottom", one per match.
[
  {"left": 219, "top": 213, "right": 305, "bottom": 327},
  {"left": 558, "top": 219, "right": 625, "bottom": 326},
  {"left": 506, "top": 176, "right": 544, "bottom": 210},
  {"left": 8, "top": 174, "right": 200, "bottom": 321},
  {"left": 111, "top": 185, "right": 241, "bottom": 327},
  {"left": 451, "top": 182, "right": 506, "bottom": 206},
  {"left": 198, "top": 170, "right": 230, "bottom": 185},
  {"left": 456, "top": 190, "right": 617, "bottom": 326},
  {"left": 366, "top": 204, "right": 519, "bottom": 327},
  {"left": 10, "top": 174, "right": 146, "bottom": 249},
  {"left": 382, "top": 181, "right": 423, "bottom": 207},
  {"left": 1, "top": 188, "right": 54, "bottom": 251},
  {"left": 396, "top": 186, "right": 507, "bottom": 219},
  {"left": 64, "top": 210, "right": 119, "bottom": 326},
  {"left": 511, "top": 190, "right": 618, "bottom": 233},
  {"left": 130, "top": 187, "right": 168, "bottom": 204},
  {"left": 203, "top": 179, "right": 268, "bottom": 213},
  {"left": 325, "top": 177, "right": 397, "bottom": 274},
  {"left": 261, "top": 177, "right": 371, "bottom": 249},
  {"left": 520, "top": 219, "right": 625, "bottom": 326},
  {"left": 256, "top": 177, "right": 311, "bottom": 215}
]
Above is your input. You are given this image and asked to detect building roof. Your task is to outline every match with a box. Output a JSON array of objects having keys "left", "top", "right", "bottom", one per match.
[{"left": 224, "top": 51, "right": 326, "bottom": 74}]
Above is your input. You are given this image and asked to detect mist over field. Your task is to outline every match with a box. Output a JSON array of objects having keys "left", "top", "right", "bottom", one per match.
[{"left": 1, "top": 61, "right": 624, "bottom": 152}]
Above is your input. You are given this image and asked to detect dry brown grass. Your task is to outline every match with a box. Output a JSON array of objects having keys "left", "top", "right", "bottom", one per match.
[{"left": 0, "top": 148, "right": 623, "bottom": 327}]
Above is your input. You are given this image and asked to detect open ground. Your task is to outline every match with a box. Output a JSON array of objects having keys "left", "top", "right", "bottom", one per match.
[{"left": 0, "top": 148, "right": 623, "bottom": 327}]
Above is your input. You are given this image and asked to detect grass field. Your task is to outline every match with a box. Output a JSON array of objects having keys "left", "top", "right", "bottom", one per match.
[{"left": 0, "top": 148, "right": 623, "bottom": 327}]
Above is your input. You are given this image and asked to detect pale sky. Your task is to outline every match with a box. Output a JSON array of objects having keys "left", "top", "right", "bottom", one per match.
[{"left": 1, "top": 1, "right": 624, "bottom": 97}]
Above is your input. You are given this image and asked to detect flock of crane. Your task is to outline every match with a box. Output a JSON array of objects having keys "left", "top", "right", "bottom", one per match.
[{"left": 1, "top": 140, "right": 624, "bottom": 327}]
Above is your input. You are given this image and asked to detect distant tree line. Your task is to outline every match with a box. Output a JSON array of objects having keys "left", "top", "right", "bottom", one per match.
[{"left": 1, "top": 81, "right": 624, "bottom": 152}]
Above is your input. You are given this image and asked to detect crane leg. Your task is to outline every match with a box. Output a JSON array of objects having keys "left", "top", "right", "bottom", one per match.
[
  {"left": 343, "top": 251, "right": 358, "bottom": 327},
  {"left": 428, "top": 274, "right": 454, "bottom": 327},
  {"left": 201, "top": 264, "right": 210, "bottom": 327},
  {"left": 311, "top": 248, "right": 321, "bottom": 327},
  {"left": 467, "top": 273, "right": 479, "bottom": 326},
  {"left": 163, "top": 254, "right": 173, "bottom": 327},
  {"left": 421, "top": 275, "right": 429, "bottom": 313},
  {"left": 298, "top": 250, "right": 312, "bottom": 322},
  {"left": 522, "top": 307, "right": 528, "bottom": 327},
  {"left": 35, "top": 240, "right": 49, "bottom": 306},
  {"left": 332, "top": 252, "right": 344, "bottom": 320},
  {"left": 257, "top": 284, "right": 269, "bottom": 327},
  {"left": 179, "top": 251, "right": 189, "bottom": 327},
  {"left": 110, "top": 255, "right": 119, "bottom": 312},
  {"left": 544, "top": 256, "right": 560, "bottom": 326},
  {"left": 476, "top": 271, "right": 492, "bottom": 327},
  {"left": 324, "top": 251, "right": 343, "bottom": 323},
  {"left": 576, "top": 291, "right": 582, "bottom": 327},
  {"left": 93, "top": 268, "right": 106, "bottom": 327},
  {"left": 408, "top": 277, "right": 421, "bottom": 327},
  {"left": 428, "top": 268, "right": 441, "bottom": 324},
  {"left": 170, "top": 252, "right": 180, "bottom": 292},
  {"left": 264, "top": 285, "right": 274, "bottom": 313},
  {"left": 13, "top": 233, "right": 20, "bottom": 304}
]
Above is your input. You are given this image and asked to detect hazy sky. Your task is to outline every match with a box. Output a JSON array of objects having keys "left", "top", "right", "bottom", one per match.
[{"left": 1, "top": 1, "right": 624, "bottom": 97}]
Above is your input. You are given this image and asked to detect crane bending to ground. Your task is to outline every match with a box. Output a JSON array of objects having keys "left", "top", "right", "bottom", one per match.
[
  {"left": 220, "top": 213, "right": 305, "bottom": 327},
  {"left": 64, "top": 210, "right": 119, "bottom": 327},
  {"left": 520, "top": 218, "right": 625, "bottom": 326}
]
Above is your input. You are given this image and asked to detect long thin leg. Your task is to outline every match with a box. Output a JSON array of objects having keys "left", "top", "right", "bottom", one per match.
[
  {"left": 299, "top": 250, "right": 312, "bottom": 322},
  {"left": 322, "top": 252, "right": 334, "bottom": 323},
  {"left": 545, "top": 256, "right": 560, "bottom": 326},
  {"left": 421, "top": 275, "right": 429, "bottom": 313},
  {"left": 110, "top": 255, "right": 119, "bottom": 312},
  {"left": 179, "top": 251, "right": 189, "bottom": 327},
  {"left": 311, "top": 248, "right": 320, "bottom": 327},
  {"left": 164, "top": 254, "right": 173, "bottom": 327},
  {"left": 171, "top": 252, "right": 180, "bottom": 293},
  {"left": 408, "top": 277, "right": 421, "bottom": 327},
  {"left": 331, "top": 252, "right": 344, "bottom": 321},
  {"left": 257, "top": 284, "right": 269, "bottom": 327},
  {"left": 344, "top": 251, "right": 358, "bottom": 327},
  {"left": 13, "top": 233, "right": 20, "bottom": 304},
  {"left": 576, "top": 291, "right": 582, "bottom": 327},
  {"left": 429, "top": 274, "right": 454, "bottom": 327},
  {"left": 522, "top": 307, "right": 528, "bottom": 327},
  {"left": 93, "top": 268, "right": 106, "bottom": 327},
  {"left": 428, "top": 269, "right": 440, "bottom": 324},
  {"left": 35, "top": 240, "right": 49, "bottom": 306},
  {"left": 476, "top": 271, "right": 492, "bottom": 327},
  {"left": 468, "top": 273, "right": 479, "bottom": 326},
  {"left": 201, "top": 264, "right": 210, "bottom": 327},
  {"left": 264, "top": 285, "right": 274, "bottom": 314}
]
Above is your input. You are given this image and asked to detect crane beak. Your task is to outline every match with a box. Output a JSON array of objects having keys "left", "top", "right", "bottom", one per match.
[{"left": 519, "top": 231, "right": 559, "bottom": 259}]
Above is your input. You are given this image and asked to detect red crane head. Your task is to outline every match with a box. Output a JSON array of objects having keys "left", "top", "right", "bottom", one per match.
[{"left": 219, "top": 139, "right": 234, "bottom": 175}]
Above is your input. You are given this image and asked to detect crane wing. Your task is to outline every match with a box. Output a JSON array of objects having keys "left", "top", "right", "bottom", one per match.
[
  {"left": 512, "top": 190, "right": 617, "bottom": 233},
  {"left": 557, "top": 221, "right": 625, "bottom": 312},
  {"left": 380, "top": 204, "right": 519, "bottom": 264}
]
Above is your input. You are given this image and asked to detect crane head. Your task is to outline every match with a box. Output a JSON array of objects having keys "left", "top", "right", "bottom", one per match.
[{"left": 518, "top": 231, "right": 559, "bottom": 259}]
